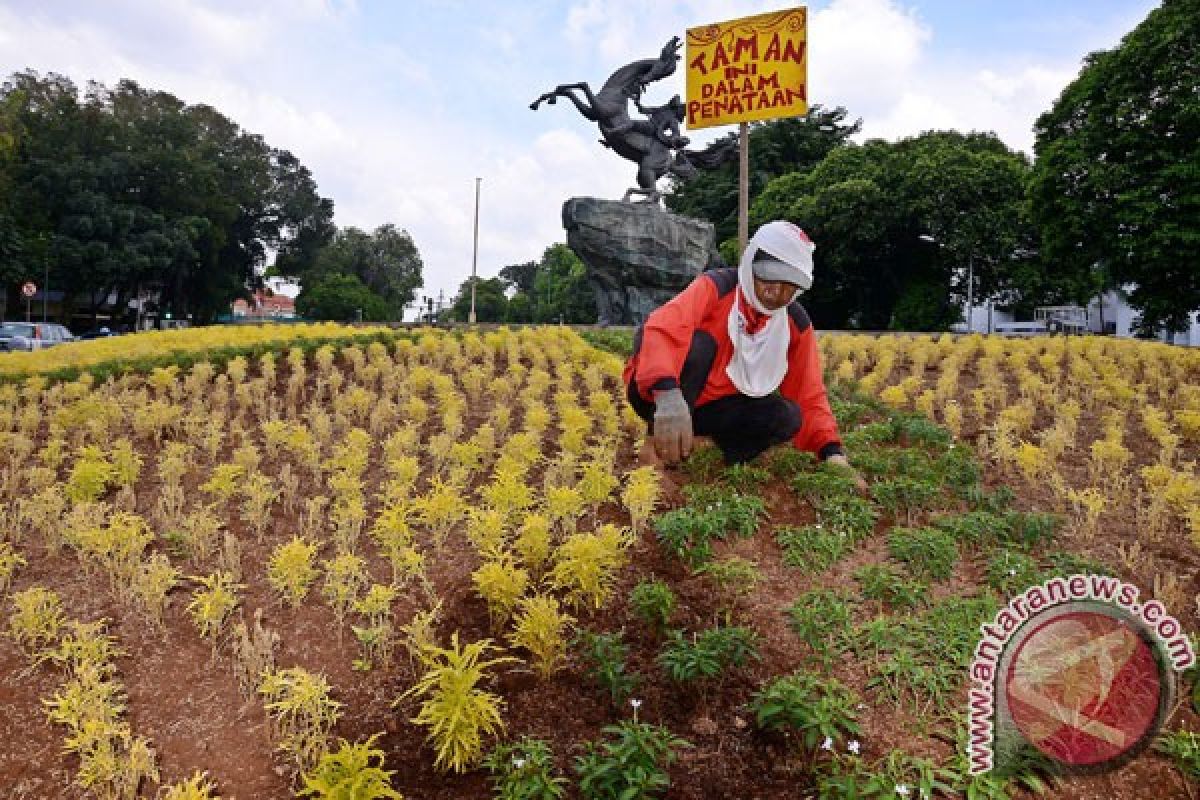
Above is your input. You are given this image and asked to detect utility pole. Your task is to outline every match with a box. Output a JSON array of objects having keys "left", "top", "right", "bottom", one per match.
[
  {"left": 470, "top": 177, "right": 480, "bottom": 325},
  {"left": 737, "top": 122, "right": 749, "bottom": 253},
  {"left": 966, "top": 254, "right": 974, "bottom": 334}
]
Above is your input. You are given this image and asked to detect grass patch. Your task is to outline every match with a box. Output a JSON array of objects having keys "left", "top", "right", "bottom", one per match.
[
  {"left": 854, "top": 564, "right": 927, "bottom": 610},
  {"left": 857, "top": 594, "right": 998, "bottom": 716},
  {"left": 776, "top": 525, "right": 853, "bottom": 574},
  {"left": 787, "top": 589, "right": 854, "bottom": 666},
  {"left": 888, "top": 526, "right": 959, "bottom": 581}
]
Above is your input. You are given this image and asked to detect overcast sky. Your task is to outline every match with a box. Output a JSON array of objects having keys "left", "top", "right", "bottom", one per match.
[{"left": 0, "top": 1, "right": 1159, "bottom": 317}]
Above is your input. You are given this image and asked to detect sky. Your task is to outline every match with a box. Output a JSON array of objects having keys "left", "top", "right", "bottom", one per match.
[{"left": 0, "top": 0, "right": 1160, "bottom": 318}]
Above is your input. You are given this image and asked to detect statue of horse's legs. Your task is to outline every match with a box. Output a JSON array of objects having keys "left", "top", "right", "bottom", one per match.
[
  {"left": 623, "top": 162, "right": 664, "bottom": 203},
  {"left": 622, "top": 187, "right": 661, "bottom": 204},
  {"left": 530, "top": 82, "right": 598, "bottom": 119}
]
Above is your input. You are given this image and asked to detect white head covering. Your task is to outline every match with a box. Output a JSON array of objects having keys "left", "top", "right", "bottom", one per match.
[{"left": 725, "top": 222, "right": 817, "bottom": 397}]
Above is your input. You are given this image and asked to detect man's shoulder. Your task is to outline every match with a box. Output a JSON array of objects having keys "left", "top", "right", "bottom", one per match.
[
  {"left": 698, "top": 267, "right": 738, "bottom": 297},
  {"left": 786, "top": 301, "right": 812, "bottom": 333}
]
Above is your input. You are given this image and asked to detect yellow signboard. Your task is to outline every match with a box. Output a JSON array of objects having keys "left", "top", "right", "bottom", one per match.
[{"left": 685, "top": 8, "right": 808, "bottom": 130}]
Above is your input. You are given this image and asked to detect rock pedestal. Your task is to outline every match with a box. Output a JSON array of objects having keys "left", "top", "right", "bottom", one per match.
[{"left": 563, "top": 197, "right": 723, "bottom": 326}]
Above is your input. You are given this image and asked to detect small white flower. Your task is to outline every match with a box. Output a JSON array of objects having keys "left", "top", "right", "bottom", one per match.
[
  {"left": 896, "top": 785, "right": 910, "bottom": 797},
  {"left": 512, "top": 757, "right": 526, "bottom": 769},
  {"left": 821, "top": 736, "right": 833, "bottom": 751},
  {"left": 1007, "top": 567, "right": 1017, "bottom": 577},
  {"left": 847, "top": 740, "right": 861, "bottom": 755},
  {"left": 630, "top": 698, "right": 642, "bottom": 709}
]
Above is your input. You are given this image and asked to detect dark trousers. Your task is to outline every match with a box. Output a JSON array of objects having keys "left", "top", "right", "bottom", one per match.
[{"left": 626, "top": 330, "right": 802, "bottom": 465}]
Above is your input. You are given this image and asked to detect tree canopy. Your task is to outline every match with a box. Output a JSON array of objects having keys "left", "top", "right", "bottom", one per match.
[
  {"left": 286, "top": 224, "right": 423, "bottom": 320},
  {"left": 664, "top": 106, "right": 861, "bottom": 248},
  {"left": 1029, "top": 0, "right": 1200, "bottom": 334},
  {"left": 447, "top": 276, "right": 510, "bottom": 323},
  {"left": 0, "top": 71, "right": 335, "bottom": 324},
  {"left": 447, "top": 244, "right": 597, "bottom": 325},
  {"left": 752, "top": 131, "right": 1037, "bottom": 330},
  {"left": 294, "top": 273, "right": 390, "bottom": 322}
]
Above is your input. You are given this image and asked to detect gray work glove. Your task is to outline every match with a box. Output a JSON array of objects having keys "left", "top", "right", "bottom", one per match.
[{"left": 652, "top": 388, "right": 693, "bottom": 465}]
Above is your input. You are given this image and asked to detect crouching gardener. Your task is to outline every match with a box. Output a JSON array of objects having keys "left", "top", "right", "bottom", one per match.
[{"left": 623, "top": 220, "right": 862, "bottom": 484}]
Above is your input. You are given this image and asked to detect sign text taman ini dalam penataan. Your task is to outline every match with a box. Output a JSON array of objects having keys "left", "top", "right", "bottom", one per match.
[{"left": 686, "top": 9, "right": 808, "bottom": 129}]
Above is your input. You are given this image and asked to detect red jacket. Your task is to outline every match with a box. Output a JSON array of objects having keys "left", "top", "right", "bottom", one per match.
[{"left": 623, "top": 268, "right": 842, "bottom": 456}]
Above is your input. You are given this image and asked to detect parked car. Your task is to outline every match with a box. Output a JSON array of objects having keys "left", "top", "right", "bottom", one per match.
[
  {"left": 78, "top": 326, "right": 120, "bottom": 340},
  {"left": 0, "top": 322, "right": 76, "bottom": 351}
]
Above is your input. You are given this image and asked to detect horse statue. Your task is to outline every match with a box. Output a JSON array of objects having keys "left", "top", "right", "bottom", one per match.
[{"left": 531, "top": 37, "right": 737, "bottom": 204}]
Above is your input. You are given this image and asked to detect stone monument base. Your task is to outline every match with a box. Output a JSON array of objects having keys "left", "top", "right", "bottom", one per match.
[{"left": 562, "top": 197, "right": 723, "bottom": 326}]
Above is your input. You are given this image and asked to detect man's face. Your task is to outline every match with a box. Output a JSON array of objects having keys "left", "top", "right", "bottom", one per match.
[{"left": 752, "top": 276, "right": 800, "bottom": 311}]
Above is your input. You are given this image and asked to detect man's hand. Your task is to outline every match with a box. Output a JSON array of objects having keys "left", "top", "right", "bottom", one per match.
[
  {"left": 652, "top": 388, "right": 693, "bottom": 465},
  {"left": 826, "top": 453, "right": 868, "bottom": 492}
]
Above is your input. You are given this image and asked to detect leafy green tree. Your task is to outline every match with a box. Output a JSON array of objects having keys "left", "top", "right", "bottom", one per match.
[
  {"left": 502, "top": 244, "right": 596, "bottom": 324},
  {"left": 0, "top": 88, "right": 25, "bottom": 320},
  {"left": 299, "top": 224, "right": 423, "bottom": 316},
  {"left": 1029, "top": 0, "right": 1200, "bottom": 334},
  {"left": 295, "top": 273, "right": 390, "bottom": 321},
  {"left": 752, "top": 131, "right": 1036, "bottom": 330},
  {"left": 531, "top": 244, "right": 596, "bottom": 324},
  {"left": 498, "top": 260, "right": 538, "bottom": 294},
  {"left": 448, "top": 276, "right": 509, "bottom": 322},
  {"left": 505, "top": 292, "right": 534, "bottom": 324},
  {"left": 0, "top": 71, "right": 334, "bottom": 325},
  {"left": 665, "top": 106, "right": 861, "bottom": 246}
]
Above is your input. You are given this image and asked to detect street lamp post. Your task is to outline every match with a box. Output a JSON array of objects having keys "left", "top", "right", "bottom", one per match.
[{"left": 469, "top": 177, "right": 480, "bottom": 325}]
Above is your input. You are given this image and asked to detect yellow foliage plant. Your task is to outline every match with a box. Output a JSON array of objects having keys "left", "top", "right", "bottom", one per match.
[
  {"left": 507, "top": 594, "right": 573, "bottom": 678},
  {"left": 186, "top": 572, "right": 243, "bottom": 655},
  {"left": 268, "top": 537, "right": 321, "bottom": 608},
  {"left": 259, "top": 666, "right": 344, "bottom": 776},
  {"left": 7, "top": 585, "right": 65, "bottom": 661},
  {"left": 549, "top": 524, "right": 630, "bottom": 611},
  {"left": 471, "top": 557, "right": 529, "bottom": 629},
  {"left": 621, "top": 467, "right": 662, "bottom": 534},
  {"left": 396, "top": 633, "right": 517, "bottom": 773}
]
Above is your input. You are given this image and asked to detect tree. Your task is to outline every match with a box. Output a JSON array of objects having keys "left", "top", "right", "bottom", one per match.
[
  {"left": 295, "top": 273, "right": 389, "bottom": 321},
  {"left": 664, "top": 106, "right": 861, "bottom": 245},
  {"left": 530, "top": 244, "right": 596, "bottom": 324},
  {"left": 297, "top": 224, "right": 423, "bottom": 318},
  {"left": 499, "top": 245, "right": 596, "bottom": 324},
  {"left": 448, "top": 276, "right": 509, "bottom": 322},
  {"left": 498, "top": 260, "right": 538, "bottom": 294},
  {"left": 0, "top": 71, "right": 335, "bottom": 325},
  {"left": 1029, "top": 0, "right": 1200, "bottom": 334},
  {"left": 752, "top": 131, "right": 1037, "bottom": 330}
]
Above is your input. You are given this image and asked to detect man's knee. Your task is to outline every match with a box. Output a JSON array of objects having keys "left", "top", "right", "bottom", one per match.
[{"left": 775, "top": 399, "right": 802, "bottom": 439}]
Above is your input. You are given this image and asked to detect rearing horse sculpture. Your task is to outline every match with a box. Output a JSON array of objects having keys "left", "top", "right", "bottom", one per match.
[{"left": 531, "top": 37, "right": 736, "bottom": 203}]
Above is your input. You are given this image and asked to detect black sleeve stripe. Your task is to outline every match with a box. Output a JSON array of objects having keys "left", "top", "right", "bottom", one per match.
[
  {"left": 704, "top": 268, "right": 739, "bottom": 297},
  {"left": 818, "top": 442, "right": 844, "bottom": 461},
  {"left": 787, "top": 302, "right": 812, "bottom": 332}
]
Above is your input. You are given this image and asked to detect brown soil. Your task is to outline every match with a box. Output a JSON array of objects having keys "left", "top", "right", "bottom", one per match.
[{"left": 2, "top": 338, "right": 1198, "bottom": 799}]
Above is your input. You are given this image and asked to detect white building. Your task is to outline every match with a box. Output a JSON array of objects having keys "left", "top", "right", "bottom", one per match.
[{"left": 959, "top": 285, "right": 1200, "bottom": 345}]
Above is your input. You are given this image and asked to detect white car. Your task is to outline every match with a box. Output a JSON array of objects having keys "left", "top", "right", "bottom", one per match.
[{"left": 0, "top": 322, "right": 76, "bottom": 351}]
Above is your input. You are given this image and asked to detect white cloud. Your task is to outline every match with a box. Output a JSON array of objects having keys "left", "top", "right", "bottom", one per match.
[{"left": 0, "top": 0, "right": 1160, "bottom": 316}]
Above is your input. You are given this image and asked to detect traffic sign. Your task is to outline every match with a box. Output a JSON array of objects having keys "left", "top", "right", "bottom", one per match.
[{"left": 21, "top": 281, "right": 36, "bottom": 298}]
